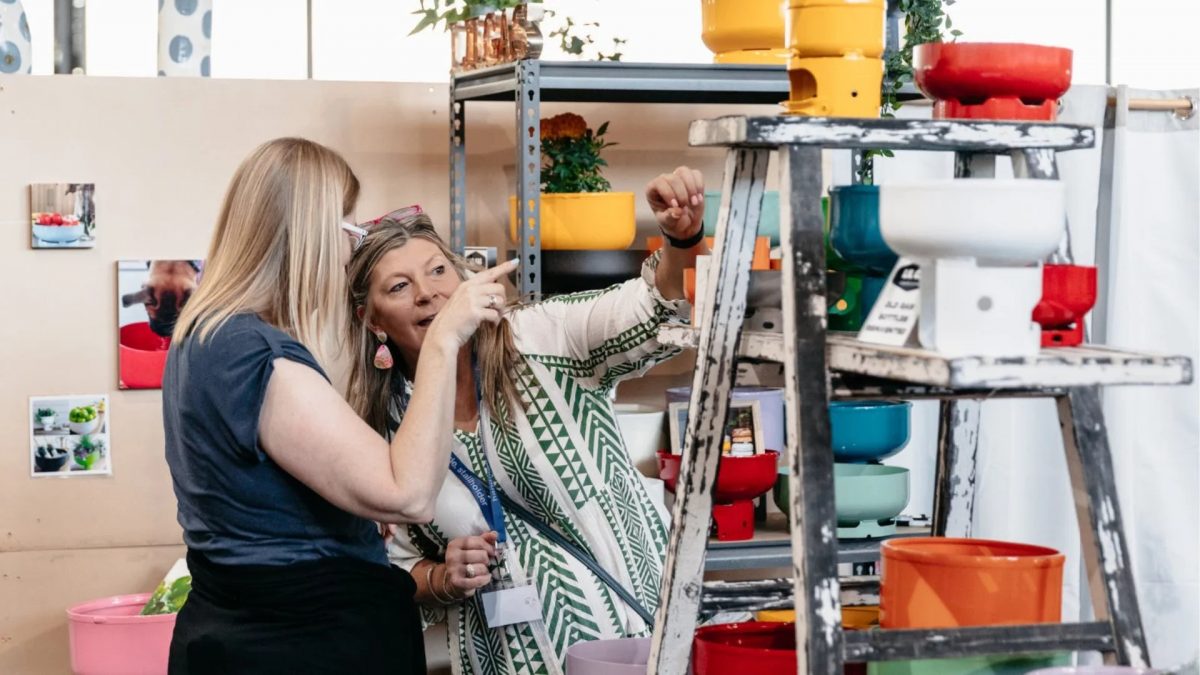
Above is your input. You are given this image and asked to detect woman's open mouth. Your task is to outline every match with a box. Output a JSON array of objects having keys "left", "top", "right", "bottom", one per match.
[{"left": 417, "top": 313, "right": 436, "bottom": 328}]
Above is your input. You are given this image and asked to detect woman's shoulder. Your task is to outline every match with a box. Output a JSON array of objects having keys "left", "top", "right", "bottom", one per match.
[{"left": 182, "top": 314, "right": 325, "bottom": 378}]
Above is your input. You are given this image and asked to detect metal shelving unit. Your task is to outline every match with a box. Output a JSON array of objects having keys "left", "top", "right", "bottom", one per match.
[
  {"left": 648, "top": 113, "right": 1195, "bottom": 674},
  {"left": 448, "top": 59, "right": 920, "bottom": 297}
]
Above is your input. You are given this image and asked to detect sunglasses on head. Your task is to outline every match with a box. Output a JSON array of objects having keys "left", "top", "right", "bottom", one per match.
[{"left": 340, "top": 204, "right": 424, "bottom": 253}]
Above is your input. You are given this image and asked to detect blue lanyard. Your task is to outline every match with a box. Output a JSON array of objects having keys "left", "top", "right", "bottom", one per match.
[{"left": 447, "top": 353, "right": 508, "bottom": 545}]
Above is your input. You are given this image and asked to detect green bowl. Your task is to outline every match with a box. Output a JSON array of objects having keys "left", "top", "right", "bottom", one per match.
[
  {"left": 868, "top": 653, "right": 1070, "bottom": 675},
  {"left": 773, "top": 464, "right": 909, "bottom": 526}
]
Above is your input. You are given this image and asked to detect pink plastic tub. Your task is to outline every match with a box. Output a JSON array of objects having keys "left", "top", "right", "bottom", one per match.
[
  {"left": 565, "top": 637, "right": 650, "bottom": 674},
  {"left": 67, "top": 593, "right": 175, "bottom": 675}
]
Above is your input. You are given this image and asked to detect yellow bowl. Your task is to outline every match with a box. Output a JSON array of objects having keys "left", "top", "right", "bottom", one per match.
[
  {"left": 508, "top": 192, "right": 636, "bottom": 250},
  {"left": 701, "top": 0, "right": 788, "bottom": 64},
  {"left": 754, "top": 605, "right": 879, "bottom": 628}
]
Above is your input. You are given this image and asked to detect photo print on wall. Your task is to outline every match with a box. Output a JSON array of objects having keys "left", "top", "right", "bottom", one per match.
[
  {"left": 118, "top": 259, "right": 204, "bottom": 389},
  {"left": 30, "top": 183, "right": 96, "bottom": 248},
  {"left": 30, "top": 395, "right": 112, "bottom": 477}
]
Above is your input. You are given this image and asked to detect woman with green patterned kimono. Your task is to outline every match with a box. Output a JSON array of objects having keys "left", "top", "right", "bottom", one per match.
[{"left": 344, "top": 167, "right": 708, "bottom": 674}]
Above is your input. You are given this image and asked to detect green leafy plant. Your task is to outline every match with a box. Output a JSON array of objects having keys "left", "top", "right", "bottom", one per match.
[
  {"left": 546, "top": 14, "right": 626, "bottom": 61},
  {"left": 539, "top": 113, "right": 615, "bottom": 193},
  {"left": 859, "top": 0, "right": 960, "bottom": 184},
  {"left": 72, "top": 435, "right": 104, "bottom": 470},
  {"left": 141, "top": 576, "right": 193, "bottom": 616},
  {"left": 36, "top": 408, "right": 55, "bottom": 418}
]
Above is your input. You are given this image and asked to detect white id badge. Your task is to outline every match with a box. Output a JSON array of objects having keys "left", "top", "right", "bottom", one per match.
[{"left": 481, "top": 584, "right": 542, "bottom": 628}]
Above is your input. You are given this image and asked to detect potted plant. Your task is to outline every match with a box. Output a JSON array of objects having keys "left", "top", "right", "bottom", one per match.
[
  {"left": 34, "top": 441, "right": 69, "bottom": 473},
  {"left": 72, "top": 434, "right": 105, "bottom": 471},
  {"left": 508, "top": 112, "right": 635, "bottom": 250},
  {"left": 36, "top": 407, "right": 56, "bottom": 430}
]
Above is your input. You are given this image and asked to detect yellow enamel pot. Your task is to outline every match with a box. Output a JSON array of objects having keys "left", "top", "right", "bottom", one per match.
[
  {"left": 785, "top": 0, "right": 884, "bottom": 118},
  {"left": 787, "top": 0, "right": 885, "bottom": 59},
  {"left": 700, "top": 0, "right": 789, "bottom": 65},
  {"left": 508, "top": 192, "right": 636, "bottom": 250}
]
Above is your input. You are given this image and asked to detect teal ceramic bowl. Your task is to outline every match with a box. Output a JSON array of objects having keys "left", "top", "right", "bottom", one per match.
[
  {"left": 773, "top": 463, "right": 909, "bottom": 525},
  {"left": 830, "top": 400, "right": 911, "bottom": 463}
]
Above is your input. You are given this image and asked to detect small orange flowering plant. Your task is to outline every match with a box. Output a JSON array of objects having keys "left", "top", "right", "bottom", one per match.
[{"left": 539, "top": 113, "right": 615, "bottom": 193}]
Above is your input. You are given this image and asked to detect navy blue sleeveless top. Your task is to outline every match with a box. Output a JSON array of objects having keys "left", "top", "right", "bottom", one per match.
[{"left": 163, "top": 313, "right": 386, "bottom": 567}]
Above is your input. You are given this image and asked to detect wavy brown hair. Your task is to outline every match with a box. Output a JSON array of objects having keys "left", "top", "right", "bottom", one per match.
[{"left": 345, "top": 214, "right": 521, "bottom": 434}]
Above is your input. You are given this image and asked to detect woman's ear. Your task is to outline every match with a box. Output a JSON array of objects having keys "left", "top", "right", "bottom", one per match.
[{"left": 355, "top": 305, "right": 367, "bottom": 322}]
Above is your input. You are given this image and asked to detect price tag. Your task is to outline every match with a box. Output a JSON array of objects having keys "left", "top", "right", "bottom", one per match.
[{"left": 857, "top": 258, "right": 921, "bottom": 347}]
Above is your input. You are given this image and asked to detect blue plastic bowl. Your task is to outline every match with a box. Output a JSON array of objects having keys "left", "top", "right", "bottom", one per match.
[
  {"left": 829, "top": 185, "right": 898, "bottom": 275},
  {"left": 703, "top": 190, "right": 780, "bottom": 246},
  {"left": 829, "top": 400, "right": 911, "bottom": 462}
]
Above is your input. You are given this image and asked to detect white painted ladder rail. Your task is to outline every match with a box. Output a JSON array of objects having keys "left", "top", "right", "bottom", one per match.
[{"left": 646, "top": 115, "right": 1191, "bottom": 675}]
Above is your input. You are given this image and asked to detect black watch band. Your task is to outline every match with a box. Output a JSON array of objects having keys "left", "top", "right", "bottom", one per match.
[{"left": 661, "top": 226, "right": 705, "bottom": 249}]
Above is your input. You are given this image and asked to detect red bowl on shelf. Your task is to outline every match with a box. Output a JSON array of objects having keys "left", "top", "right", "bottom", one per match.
[
  {"left": 1033, "top": 264, "right": 1097, "bottom": 347},
  {"left": 657, "top": 450, "right": 779, "bottom": 502},
  {"left": 693, "top": 622, "right": 866, "bottom": 675},
  {"left": 913, "top": 42, "right": 1073, "bottom": 121},
  {"left": 119, "top": 322, "right": 171, "bottom": 389}
]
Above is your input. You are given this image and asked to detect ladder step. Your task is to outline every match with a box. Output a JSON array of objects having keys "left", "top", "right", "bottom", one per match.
[{"left": 843, "top": 621, "right": 1114, "bottom": 662}]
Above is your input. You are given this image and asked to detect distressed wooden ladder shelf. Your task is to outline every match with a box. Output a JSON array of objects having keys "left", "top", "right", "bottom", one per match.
[{"left": 647, "top": 115, "right": 1194, "bottom": 675}]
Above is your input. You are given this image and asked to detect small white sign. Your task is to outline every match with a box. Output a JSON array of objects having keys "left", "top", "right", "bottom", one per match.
[
  {"left": 857, "top": 258, "right": 921, "bottom": 347},
  {"left": 481, "top": 583, "right": 543, "bottom": 628},
  {"left": 464, "top": 246, "right": 498, "bottom": 269}
]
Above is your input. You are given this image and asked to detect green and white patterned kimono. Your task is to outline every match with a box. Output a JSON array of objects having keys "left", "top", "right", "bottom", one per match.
[{"left": 388, "top": 253, "right": 687, "bottom": 675}]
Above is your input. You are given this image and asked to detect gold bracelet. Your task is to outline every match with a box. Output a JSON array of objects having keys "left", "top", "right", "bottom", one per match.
[
  {"left": 426, "top": 563, "right": 454, "bottom": 605},
  {"left": 440, "top": 564, "right": 463, "bottom": 602}
]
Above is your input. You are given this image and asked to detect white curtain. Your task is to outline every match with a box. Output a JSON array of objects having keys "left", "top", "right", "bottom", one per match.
[{"left": 861, "top": 84, "right": 1198, "bottom": 667}]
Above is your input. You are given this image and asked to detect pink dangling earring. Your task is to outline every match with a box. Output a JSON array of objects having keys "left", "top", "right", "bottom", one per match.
[{"left": 372, "top": 330, "right": 394, "bottom": 370}]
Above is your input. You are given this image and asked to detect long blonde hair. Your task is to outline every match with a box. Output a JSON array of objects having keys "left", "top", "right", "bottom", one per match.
[
  {"left": 173, "top": 137, "right": 360, "bottom": 366},
  {"left": 345, "top": 214, "right": 521, "bottom": 435}
]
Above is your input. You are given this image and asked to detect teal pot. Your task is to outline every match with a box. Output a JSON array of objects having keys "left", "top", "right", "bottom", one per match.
[{"left": 829, "top": 185, "right": 898, "bottom": 275}]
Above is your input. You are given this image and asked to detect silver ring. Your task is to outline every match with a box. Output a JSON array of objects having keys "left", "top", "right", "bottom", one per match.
[
  {"left": 488, "top": 294, "right": 499, "bottom": 308},
  {"left": 465, "top": 563, "right": 477, "bottom": 578}
]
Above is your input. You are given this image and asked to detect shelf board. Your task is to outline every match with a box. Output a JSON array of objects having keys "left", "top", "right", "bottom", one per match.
[
  {"left": 659, "top": 324, "right": 1194, "bottom": 391},
  {"left": 688, "top": 115, "right": 1096, "bottom": 151},
  {"left": 705, "top": 513, "right": 928, "bottom": 570},
  {"left": 451, "top": 60, "right": 924, "bottom": 105},
  {"left": 844, "top": 622, "right": 1114, "bottom": 662}
]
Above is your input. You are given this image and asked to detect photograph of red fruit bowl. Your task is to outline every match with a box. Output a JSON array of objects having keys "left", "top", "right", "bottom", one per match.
[{"left": 32, "top": 212, "right": 85, "bottom": 244}]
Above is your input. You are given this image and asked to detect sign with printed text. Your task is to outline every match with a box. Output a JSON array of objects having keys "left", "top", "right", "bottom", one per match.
[{"left": 857, "top": 258, "right": 921, "bottom": 347}]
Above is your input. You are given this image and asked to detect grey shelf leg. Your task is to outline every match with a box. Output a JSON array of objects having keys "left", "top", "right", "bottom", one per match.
[
  {"left": 1056, "top": 387, "right": 1151, "bottom": 667},
  {"left": 449, "top": 86, "right": 467, "bottom": 255},
  {"left": 932, "top": 399, "right": 981, "bottom": 537},
  {"left": 780, "top": 144, "right": 842, "bottom": 675},
  {"left": 516, "top": 59, "right": 542, "bottom": 298},
  {"left": 649, "top": 147, "right": 770, "bottom": 675}
]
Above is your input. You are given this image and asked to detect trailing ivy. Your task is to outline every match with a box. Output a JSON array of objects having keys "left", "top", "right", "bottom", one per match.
[{"left": 860, "top": 0, "right": 961, "bottom": 184}]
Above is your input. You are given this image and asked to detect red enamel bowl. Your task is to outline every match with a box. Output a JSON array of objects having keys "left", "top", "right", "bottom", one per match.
[
  {"left": 657, "top": 450, "right": 779, "bottom": 503},
  {"left": 914, "top": 42, "right": 1073, "bottom": 120},
  {"left": 119, "top": 322, "right": 171, "bottom": 389}
]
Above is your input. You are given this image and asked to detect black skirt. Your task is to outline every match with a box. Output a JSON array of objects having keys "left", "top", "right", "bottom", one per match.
[{"left": 169, "top": 550, "right": 426, "bottom": 674}]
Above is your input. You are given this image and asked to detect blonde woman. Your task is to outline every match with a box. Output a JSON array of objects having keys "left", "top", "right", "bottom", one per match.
[
  {"left": 162, "top": 137, "right": 517, "bottom": 674},
  {"left": 345, "top": 167, "right": 708, "bottom": 675}
]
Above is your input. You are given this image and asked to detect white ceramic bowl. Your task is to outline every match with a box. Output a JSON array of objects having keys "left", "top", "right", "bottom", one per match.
[
  {"left": 33, "top": 223, "right": 85, "bottom": 244},
  {"left": 879, "top": 179, "right": 1065, "bottom": 264},
  {"left": 69, "top": 417, "right": 100, "bottom": 436},
  {"left": 614, "top": 403, "right": 665, "bottom": 477}
]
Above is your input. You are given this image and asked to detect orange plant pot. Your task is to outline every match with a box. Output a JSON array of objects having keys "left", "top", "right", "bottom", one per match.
[{"left": 880, "top": 537, "right": 1065, "bottom": 629}]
